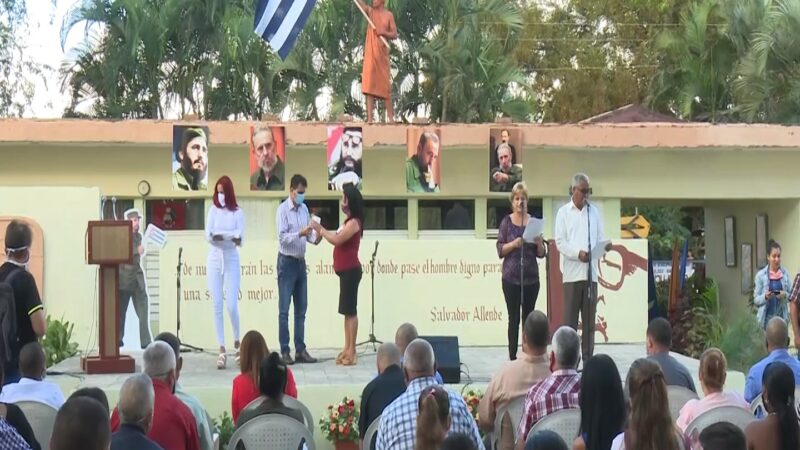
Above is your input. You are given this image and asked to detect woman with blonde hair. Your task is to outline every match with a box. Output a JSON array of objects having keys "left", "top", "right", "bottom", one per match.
[
  {"left": 415, "top": 385, "right": 451, "bottom": 450},
  {"left": 677, "top": 348, "right": 747, "bottom": 431},
  {"left": 230, "top": 330, "right": 297, "bottom": 424},
  {"left": 611, "top": 358, "right": 689, "bottom": 450},
  {"left": 495, "top": 181, "right": 546, "bottom": 360}
]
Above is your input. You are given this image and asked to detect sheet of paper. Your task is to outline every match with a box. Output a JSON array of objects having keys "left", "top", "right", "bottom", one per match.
[
  {"left": 591, "top": 240, "right": 611, "bottom": 261},
  {"left": 144, "top": 224, "right": 167, "bottom": 249},
  {"left": 522, "top": 217, "right": 544, "bottom": 242}
]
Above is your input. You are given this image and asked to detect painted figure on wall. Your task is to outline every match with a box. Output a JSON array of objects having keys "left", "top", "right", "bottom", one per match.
[
  {"left": 118, "top": 208, "right": 152, "bottom": 349},
  {"left": 355, "top": 0, "right": 397, "bottom": 123}
]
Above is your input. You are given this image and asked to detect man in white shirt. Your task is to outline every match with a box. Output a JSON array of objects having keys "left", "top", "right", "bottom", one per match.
[
  {"left": 554, "top": 173, "right": 609, "bottom": 360},
  {"left": 0, "top": 342, "right": 65, "bottom": 410}
]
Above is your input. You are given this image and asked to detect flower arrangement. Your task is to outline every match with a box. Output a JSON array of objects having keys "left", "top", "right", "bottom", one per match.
[
  {"left": 319, "top": 397, "right": 360, "bottom": 443},
  {"left": 463, "top": 389, "right": 483, "bottom": 423}
]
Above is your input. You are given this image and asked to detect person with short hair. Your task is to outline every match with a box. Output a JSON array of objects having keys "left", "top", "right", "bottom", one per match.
[
  {"left": 250, "top": 126, "right": 284, "bottom": 191},
  {"left": 415, "top": 385, "right": 451, "bottom": 450},
  {"left": 441, "top": 433, "right": 478, "bottom": 450},
  {"left": 478, "top": 311, "right": 551, "bottom": 444},
  {"left": 406, "top": 132, "right": 440, "bottom": 193},
  {"left": 0, "top": 342, "right": 65, "bottom": 409},
  {"left": 376, "top": 339, "right": 483, "bottom": 450},
  {"left": 393, "top": 323, "right": 443, "bottom": 384},
  {"left": 698, "top": 422, "right": 746, "bottom": 450},
  {"left": 744, "top": 317, "right": 800, "bottom": 403},
  {"left": 206, "top": 176, "right": 245, "bottom": 369},
  {"left": 490, "top": 143, "right": 522, "bottom": 192},
  {"left": 235, "top": 352, "right": 303, "bottom": 430},
  {"left": 676, "top": 348, "right": 747, "bottom": 431},
  {"left": 0, "top": 363, "right": 39, "bottom": 450},
  {"left": 117, "top": 208, "right": 152, "bottom": 349},
  {"left": 754, "top": 240, "right": 790, "bottom": 330},
  {"left": 359, "top": 343, "right": 406, "bottom": 449},
  {"left": 745, "top": 361, "right": 799, "bottom": 450},
  {"left": 51, "top": 397, "right": 111, "bottom": 450},
  {"left": 573, "top": 354, "right": 625, "bottom": 450},
  {"left": 110, "top": 342, "right": 200, "bottom": 450},
  {"left": 173, "top": 127, "right": 208, "bottom": 191},
  {"left": 231, "top": 330, "right": 298, "bottom": 424},
  {"left": 554, "top": 173, "right": 609, "bottom": 361},
  {"left": 154, "top": 332, "right": 214, "bottom": 450},
  {"left": 67, "top": 387, "right": 109, "bottom": 415},
  {"left": 642, "top": 317, "right": 695, "bottom": 393},
  {"left": 111, "top": 373, "right": 163, "bottom": 450},
  {"left": 311, "top": 184, "right": 365, "bottom": 366},
  {"left": 495, "top": 182, "right": 546, "bottom": 360},
  {"left": 0, "top": 219, "right": 46, "bottom": 384},
  {"left": 526, "top": 431, "right": 568, "bottom": 450},
  {"left": 276, "top": 174, "right": 321, "bottom": 365},
  {"left": 516, "top": 326, "right": 581, "bottom": 450}
]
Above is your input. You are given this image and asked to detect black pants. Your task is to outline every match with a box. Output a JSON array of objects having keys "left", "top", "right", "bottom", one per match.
[{"left": 502, "top": 280, "right": 539, "bottom": 360}]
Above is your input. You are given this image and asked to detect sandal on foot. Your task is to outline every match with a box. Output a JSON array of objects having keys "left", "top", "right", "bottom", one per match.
[
  {"left": 216, "top": 353, "right": 227, "bottom": 370},
  {"left": 335, "top": 351, "right": 345, "bottom": 364}
]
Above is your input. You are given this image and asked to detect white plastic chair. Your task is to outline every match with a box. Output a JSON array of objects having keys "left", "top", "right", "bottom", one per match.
[
  {"left": 684, "top": 405, "right": 755, "bottom": 440},
  {"left": 749, "top": 387, "right": 800, "bottom": 416},
  {"left": 526, "top": 408, "right": 580, "bottom": 445},
  {"left": 15, "top": 401, "right": 58, "bottom": 450},
  {"left": 667, "top": 386, "right": 699, "bottom": 420},
  {"left": 360, "top": 415, "right": 381, "bottom": 450},
  {"left": 229, "top": 414, "right": 315, "bottom": 450},
  {"left": 492, "top": 396, "right": 526, "bottom": 450},
  {"left": 243, "top": 396, "right": 315, "bottom": 436}
]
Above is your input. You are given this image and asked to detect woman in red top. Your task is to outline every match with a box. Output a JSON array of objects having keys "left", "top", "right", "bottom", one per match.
[
  {"left": 230, "top": 330, "right": 297, "bottom": 423},
  {"left": 311, "top": 183, "right": 364, "bottom": 366}
]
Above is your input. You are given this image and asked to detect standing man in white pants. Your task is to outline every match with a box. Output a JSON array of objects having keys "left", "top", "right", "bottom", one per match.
[{"left": 205, "top": 175, "right": 245, "bottom": 369}]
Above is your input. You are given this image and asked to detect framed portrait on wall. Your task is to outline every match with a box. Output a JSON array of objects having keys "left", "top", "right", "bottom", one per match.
[
  {"left": 172, "top": 125, "right": 209, "bottom": 191},
  {"left": 327, "top": 126, "right": 363, "bottom": 191},
  {"left": 741, "top": 243, "right": 753, "bottom": 294},
  {"left": 488, "top": 128, "right": 523, "bottom": 192},
  {"left": 249, "top": 125, "right": 286, "bottom": 191},
  {"left": 724, "top": 216, "right": 736, "bottom": 267},
  {"left": 755, "top": 214, "right": 769, "bottom": 269},
  {"left": 406, "top": 128, "right": 441, "bottom": 193}
]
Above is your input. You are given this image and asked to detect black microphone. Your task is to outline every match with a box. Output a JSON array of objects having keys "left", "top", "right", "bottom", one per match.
[
  {"left": 372, "top": 241, "right": 379, "bottom": 259},
  {"left": 178, "top": 247, "right": 183, "bottom": 260}
]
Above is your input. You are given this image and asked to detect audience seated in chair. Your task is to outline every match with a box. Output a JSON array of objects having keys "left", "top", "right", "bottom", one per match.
[
  {"left": 0, "top": 363, "right": 40, "bottom": 450},
  {"left": 441, "top": 433, "right": 478, "bottom": 450},
  {"left": 111, "top": 373, "right": 164, "bottom": 450},
  {"left": 155, "top": 332, "right": 215, "bottom": 450},
  {"left": 359, "top": 343, "right": 406, "bottom": 450},
  {"left": 0, "top": 343, "right": 64, "bottom": 410},
  {"left": 376, "top": 338, "right": 483, "bottom": 450},
  {"left": 478, "top": 311, "right": 551, "bottom": 440},
  {"left": 110, "top": 341, "right": 200, "bottom": 450},
  {"left": 415, "top": 385, "right": 451, "bottom": 450},
  {"left": 676, "top": 348, "right": 747, "bottom": 432},
  {"left": 745, "top": 361, "right": 799, "bottom": 450},
  {"left": 744, "top": 317, "right": 800, "bottom": 404},
  {"left": 640, "top": 318, "right": 695, "bottom": 393},
  {"left": 516, "top": 326, "right": 581, "bottom": 450},
  {"left": 232, "top": 330, "right": 298, "bottom": 424},
  {"left": 611, "top": 359, "right": 689, "bottom": 450},
  {"left": 50, "top": 397, "right": 110, "bottom": 450},
  {"left": 573, "top": 354, "right": 625, "bottom": 450},
  {"left": 699, "top": 422, "right": 745, "bottom": 450},
  {"left": 395, "top": 323, "right": 444, "bottom": 384},
  {"left": 235, "top": 352, "right": 303, "bottom": 430},
  {"left": 67, "top": 387, "right": 109, "bottom": 415}
]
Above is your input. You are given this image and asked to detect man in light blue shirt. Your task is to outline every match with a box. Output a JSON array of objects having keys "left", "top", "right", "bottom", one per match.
[{"left": 744, "top": 317, "right": 800, "bottom": 403}]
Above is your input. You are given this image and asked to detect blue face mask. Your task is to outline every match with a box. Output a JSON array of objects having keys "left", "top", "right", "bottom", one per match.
[{"left": 295, "top": 192, "right": 305, "bottom": 205}]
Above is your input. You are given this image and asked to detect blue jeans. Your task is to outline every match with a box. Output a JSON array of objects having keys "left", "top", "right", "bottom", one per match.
[{"left": 277, "top": 254, "right": 308, "bottom": 354}]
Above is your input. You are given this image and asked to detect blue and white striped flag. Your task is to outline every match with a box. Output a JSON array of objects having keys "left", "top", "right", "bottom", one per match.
[{"left": 254, "top": 0, "right": 318, "bottom": 60}]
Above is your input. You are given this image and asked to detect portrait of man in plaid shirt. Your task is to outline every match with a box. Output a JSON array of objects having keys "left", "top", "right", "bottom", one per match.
[
  {"left": 376, "top": 339, "right": 484, "bottom": 450},
  {"left": 515, "top": 327, "right": 582, "bottom": 449}
]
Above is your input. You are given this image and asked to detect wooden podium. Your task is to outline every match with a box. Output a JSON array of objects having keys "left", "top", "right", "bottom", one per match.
[{"left": 81, "top": 221, "right": 136, "bottom": 374}]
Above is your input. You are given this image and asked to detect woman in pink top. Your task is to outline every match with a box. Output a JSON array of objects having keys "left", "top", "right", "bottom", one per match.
[{"left": 677, "top": 348, "right": 748, "bottom": 432}]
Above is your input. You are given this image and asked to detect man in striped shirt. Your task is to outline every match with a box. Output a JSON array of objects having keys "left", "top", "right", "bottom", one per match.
[
  {"left": 276, "top": 174, "right": 321, "bottom": 365},
  {"left": 515, "top": 326, "right": 582, "bottom": 450}
]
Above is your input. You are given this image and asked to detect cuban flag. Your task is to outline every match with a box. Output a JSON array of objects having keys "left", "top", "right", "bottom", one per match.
[{"left": 254, "top": 0, "right": 317, "bottom": 60}]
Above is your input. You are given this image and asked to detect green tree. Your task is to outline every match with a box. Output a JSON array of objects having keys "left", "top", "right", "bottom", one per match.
[{"left": 0, "top": 0, "right": 48, "bottom": 117}]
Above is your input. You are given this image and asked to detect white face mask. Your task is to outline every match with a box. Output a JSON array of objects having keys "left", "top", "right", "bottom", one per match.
[
  {"left": 5, "top": 247, "right": 30, "bottom": 270},
  {"left": 217, "top": 193, "right": 226, "bottom": 207}
]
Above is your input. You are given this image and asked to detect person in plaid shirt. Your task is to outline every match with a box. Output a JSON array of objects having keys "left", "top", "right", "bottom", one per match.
[
  {"left": 788, "top": 271, "right": 800, "bottom": 350},
  {"left": 515, "top": 327, "right": 582, "bottom": 450},
  {"left": 375, "top": 339, "right": 484, "bottom": 450}
]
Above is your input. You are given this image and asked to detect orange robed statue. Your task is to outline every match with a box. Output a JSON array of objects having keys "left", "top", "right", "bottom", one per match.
[{"left": 355, "top": 0, "right": 397, "bottom": 123}]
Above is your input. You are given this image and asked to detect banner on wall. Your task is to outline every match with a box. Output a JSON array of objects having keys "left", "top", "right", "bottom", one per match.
[
  {"left": 249, "top": 126, "right": 286, "bottom": 191},
  {"left": 158, "top": 237, "right": 648, "bottom": 349},
  {"left": 406, "top": 128, "right": 441, "bottom": 193},
  {"left": 172, "top": 125, "right": 209, "bottom": 191},
  {"left": 327, "top": 126, "right": 363, "bottom": 191}
]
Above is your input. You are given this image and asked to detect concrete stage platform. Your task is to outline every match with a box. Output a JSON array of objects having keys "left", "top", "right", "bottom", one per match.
[{"left": 48, "top": 344, "right": 744, "bottom": 450}]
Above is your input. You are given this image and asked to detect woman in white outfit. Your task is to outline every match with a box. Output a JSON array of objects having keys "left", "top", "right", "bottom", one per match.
[{"left": 206, "top": 175, "right": 244, "bottom": 369}]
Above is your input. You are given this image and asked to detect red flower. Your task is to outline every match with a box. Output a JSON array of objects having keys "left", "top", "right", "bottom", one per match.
[
  {"left": 338, "top": 405, "right": 345, "bottom": 414},
  {"left": 343, "top": 425, "right": 350, "bottom": 435},
  {"left": 348, "top": 399, "right": 355, "bottom": 407}
]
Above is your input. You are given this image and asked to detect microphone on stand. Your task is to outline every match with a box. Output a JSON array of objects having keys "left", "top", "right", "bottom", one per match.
[{"left": 372, "top": 241, "right": 379, "bottom": 259}]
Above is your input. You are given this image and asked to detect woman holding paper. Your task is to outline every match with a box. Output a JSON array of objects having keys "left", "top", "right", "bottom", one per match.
[
  {"left": 206, "top": 175, "right": 245, "bottom": 369},
  {"left": 496, "top": 182, "right": 546, "bottom": 360}
]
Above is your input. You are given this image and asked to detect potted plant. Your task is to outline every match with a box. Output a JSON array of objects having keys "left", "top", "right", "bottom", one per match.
[
  {"left": 320, "top": 397, "right": 359, "bottom": 450},
  {"left": 462, "top": 389, "right": 484, "bottom": 436}
]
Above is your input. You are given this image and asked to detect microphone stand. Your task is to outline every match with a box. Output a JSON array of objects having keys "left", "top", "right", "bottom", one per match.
[
  {"left": 585, "top": 202, "right": 593, "bottom": 358},
  {"left": 176, "top": 247, "right": 203, "bottom": 352},
  {"left": 357, "top": 241, "right": 383, "bottom": 351}
]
